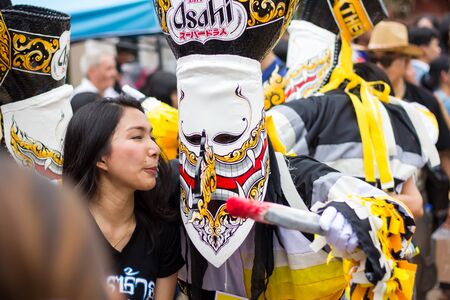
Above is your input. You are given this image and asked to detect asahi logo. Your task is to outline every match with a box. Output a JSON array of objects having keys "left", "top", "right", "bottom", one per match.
[{"left": 167, "top": 0, "right": 247, "bottom": 45}]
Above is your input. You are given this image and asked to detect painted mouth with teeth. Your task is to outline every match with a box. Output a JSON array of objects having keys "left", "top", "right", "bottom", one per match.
[
  {"left": 179, "top": 123, "right": 270, "bottom": 252},
  {"left": 181, "top": 136, "right": 268, "bottom": 206},
  {"left": 180, "top": 137, "right": 269, "bottom": 254}
]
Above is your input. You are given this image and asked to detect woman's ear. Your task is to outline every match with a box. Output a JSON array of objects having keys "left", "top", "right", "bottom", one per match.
[{"left": 96, "top": 157, "right": 108, "bottom": 171}]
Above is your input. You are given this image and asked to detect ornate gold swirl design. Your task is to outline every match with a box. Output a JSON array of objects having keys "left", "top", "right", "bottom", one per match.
[
  {"left": 248, "top": 154, "right": 269, "bottom": 199},
  {"left": 280, "top": 0, "right": 298, "bottom": 35},
  {"left": 157, "top": 0, "right": 171, "bottom": 33},
  {"left": 239, "top": 0, "right": 286, "bottom": 27},
  {"left": 180, "top": 187, "right": 189, "bottom": 216},
  {"left": 288, "top": 50, "right": 332, "bottom": 80},
  {"left": 196, "top": 139, "right": 217, "bottom": 220},
  {"left": 215, "top": 116, "right": 266, "bottom": 163},
  {"left": 285, "top": 49, "right": 333, "bottom": 99},
  {"left": 192, "top": 203, "right": 245, "bottom": 252},
  {"left": 179, "top": 117, "right": 266, "bottom": 165},
  {"left": 12, "top": 34, "right": 59, "bottom": 74},
  {"left": 10, "top": 120, "right": 63, "bottom": 170},
  {"left": 0, "top": 13, "right": 11, "bottom": 82},
  {"left": 179, "top": 141, "right": 199, "bottom": 165},
  {"left": 264, "top": 65, "right": 286, "bottom": 110}
]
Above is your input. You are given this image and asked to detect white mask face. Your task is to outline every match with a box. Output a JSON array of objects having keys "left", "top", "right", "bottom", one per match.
[
  {"left": 1, "top": 85, "right": 73, "bottom": 179},
  {"left": 284, "top": 21, "right": 338, "bottom": 100},
  {"left": 177, "top": 54, "right": 269, "bottom": 267}
]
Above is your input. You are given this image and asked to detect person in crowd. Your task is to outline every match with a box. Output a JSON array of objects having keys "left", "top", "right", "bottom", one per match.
[
  {"left": 140, "top": 71, "right": 178, "bottom": 108},
  {"left": 268, "top": 7, "right": 431, "bottom": 218},
  {"left": 72, "top": 49, "right": 119, "bottom": 99},
  {"left": 0, "top": 153, "right": 114, "bottom": 300},
  {"left": 368, "top": 21, "right": 450, "bottom": 179},
  {"left": 439, "top": 14, "right": 450, "bottom": 55},
  {"left": 423, "top": 55, "right": 450, "bottom": 117},
  {"left": 414, "top": 14, "right": 440, "bottom": 31},
  {"left": 71, "top": 91, "right": 101, "bottom": 113},
  {"left": 63, "top": 96, "right": 184, "bottom": 300},
  {"left": 155, "top": 0, "right": 417, "bottom": 298},
  {"left": 114, "top": 38, "right": 146, "bottom": 91},
  {"left": 369, "top": 21, "right": 450, "bottom": 299},
  {"left": 409, "top": 26, "right": 442, "bottom": 83}
]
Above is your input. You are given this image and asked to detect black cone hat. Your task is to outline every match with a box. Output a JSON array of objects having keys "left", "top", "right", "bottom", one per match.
[
  {"left": 0, "top": 5, "right": 70, "bottom": 104},
  {"left": 155, "top": 0, "right": 300, "bottom": 61}
]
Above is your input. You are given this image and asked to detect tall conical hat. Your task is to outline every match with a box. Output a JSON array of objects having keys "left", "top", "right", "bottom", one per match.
[
  {"left": 0, "top": 5, "right": 72, "bottom": 180},
  {"left": 284, "top": 0, "right": 388, "bottom": 100},
  {"left": 0, "top": 5, "right": 70, "bottom": 104}
]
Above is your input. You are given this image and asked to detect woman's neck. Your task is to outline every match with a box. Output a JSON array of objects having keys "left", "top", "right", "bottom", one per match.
[{"left": 90, "top": 177, "right": 135, "bottom": 226}]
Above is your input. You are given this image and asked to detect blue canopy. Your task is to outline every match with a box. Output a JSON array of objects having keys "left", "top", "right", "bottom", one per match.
[{"left": 11, "top": 0, "right": 162, "bottom": 41}]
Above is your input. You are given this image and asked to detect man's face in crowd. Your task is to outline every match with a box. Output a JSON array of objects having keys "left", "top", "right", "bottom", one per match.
[
  {"left": 374, "top": 53, "right": 409, "bottom": 84},
  {"left": 88, "top": 54, "right": 118, "bottom": 93},
  {"left": 422, "top": 37, "right": 441, "bottom": 63}
]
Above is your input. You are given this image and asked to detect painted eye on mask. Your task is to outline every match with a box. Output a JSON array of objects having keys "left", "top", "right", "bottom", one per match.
[
  {"left": 185, "top": 133, "right": 202, "bottom": 146},
  {"left": 212, "top": 117, "right": 248, "bottom": 145},
  {"left": 213, "top": 132, "right": 243, "bottom": 144}
]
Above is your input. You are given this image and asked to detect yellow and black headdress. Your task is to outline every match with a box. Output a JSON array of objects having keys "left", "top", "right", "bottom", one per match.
[
  {"left": 0, "top": 5, "right": 72, "bottom": 180},
  {"left": 0, "top": 5, "right": 70, "bottom": 104}
]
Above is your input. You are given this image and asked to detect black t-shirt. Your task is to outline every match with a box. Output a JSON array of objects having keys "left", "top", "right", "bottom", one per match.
[
  {"left": 404, "top": 81, "right": 450, "bottom": 151},
  {"left": 99, "top": 217, "right": 184, "bottom": 300}
]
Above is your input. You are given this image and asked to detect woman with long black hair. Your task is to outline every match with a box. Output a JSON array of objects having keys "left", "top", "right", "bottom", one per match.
[{"left": 63, "top": 96, "right": 183, "bottom": 300}]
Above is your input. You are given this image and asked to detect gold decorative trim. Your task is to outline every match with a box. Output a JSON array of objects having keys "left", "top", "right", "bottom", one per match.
[
  {"left": 238, "top": 0, "right": 286, "bottom": 27},
  {"left": 0, "top": 12, "right": 11, "bottom": 84},
  {"left": 179, "top": 117, "right": 266, "bottom": 166},
  {"left": 264, "top": 65, "right": 286, "bottom": 110},
  {"left": 0, "top": 11, "right": 63, "bottom": 84},
  {"left": 12, "top": 33, "right": 59, "bottom": 74},
  {"left": 192, "top": 138, "right": 217, "bottom": 222},
  {"left": 248, "top": 152, "right": 269, "bottom": 199},
  {"left": 179, "top": 141, "right": 198, "bottom": 165},
  {"left": 215, "top": 116, "right": 265, "bottom": 163},
  {"left": 10, "top": 119, "right": 63, "bottom": 174},
  {"left": 158, "top": 0, "right": 171, "bottom": 33},
  {"left": 280, "top": 0, "right": 298, "bottom": 35}
]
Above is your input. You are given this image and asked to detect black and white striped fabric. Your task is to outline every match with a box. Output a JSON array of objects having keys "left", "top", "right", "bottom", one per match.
[{"left": 268, "top": 89, "right": 439, "bottom": 189}]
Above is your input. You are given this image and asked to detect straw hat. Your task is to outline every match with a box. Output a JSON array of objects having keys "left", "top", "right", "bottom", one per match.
[{"left": 368, "top": 21, "right": 424, "bottom": 57}]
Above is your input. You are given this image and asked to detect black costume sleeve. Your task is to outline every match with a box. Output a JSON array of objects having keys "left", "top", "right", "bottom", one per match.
[{"left": 157, "top": 221, "right": 185, "bottom": 278}]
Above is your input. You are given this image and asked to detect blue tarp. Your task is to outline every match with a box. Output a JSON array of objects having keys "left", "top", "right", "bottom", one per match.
[{"left": 11, "top": 0, "right": 162, "bottom": 41}]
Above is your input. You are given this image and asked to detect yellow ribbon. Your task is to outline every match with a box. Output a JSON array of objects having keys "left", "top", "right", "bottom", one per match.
[{"left": 320, "top": 38, "right": 394, "bottom": 190}]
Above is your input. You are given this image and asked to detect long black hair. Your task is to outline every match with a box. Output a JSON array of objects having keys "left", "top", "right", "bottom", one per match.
[
  {"left": 422, "top": 55, "right": 450, "bottom": 92},
  {"left": 63, "top": 95, "right": 177, "bottom": 249}
]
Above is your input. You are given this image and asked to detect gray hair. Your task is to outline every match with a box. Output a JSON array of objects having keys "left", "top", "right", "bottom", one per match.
[{"left": 79, "top": 49, "right": 115, "bottom": 76}]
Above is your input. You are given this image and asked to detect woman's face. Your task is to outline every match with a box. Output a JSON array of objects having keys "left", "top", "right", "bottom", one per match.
[{"left": 99, "top": 107, "right": 160, "bottom": 191}]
